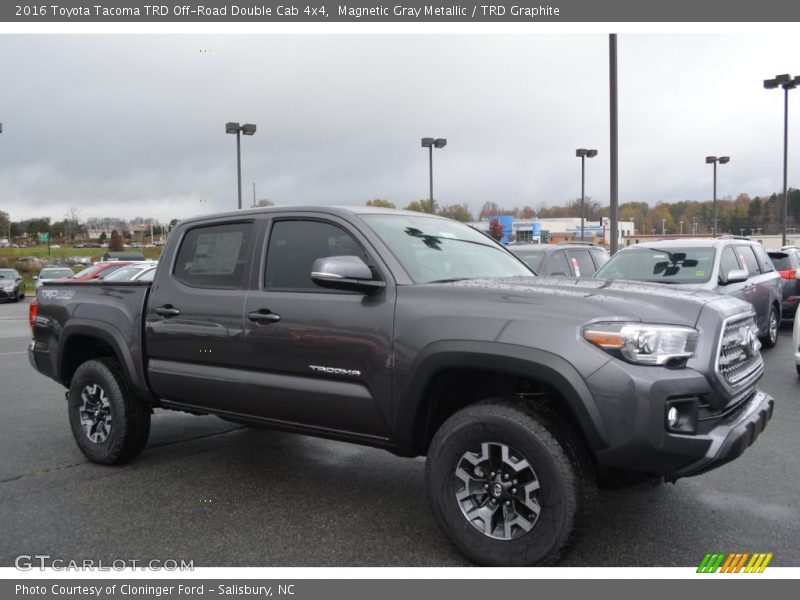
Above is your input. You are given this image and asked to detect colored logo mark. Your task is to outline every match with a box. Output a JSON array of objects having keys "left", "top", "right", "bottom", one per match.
[{"left": 697, "top": 552, "right": 773, "bottom": 573}]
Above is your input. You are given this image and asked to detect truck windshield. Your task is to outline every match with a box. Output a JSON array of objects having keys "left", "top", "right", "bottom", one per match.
[
  {"left": 595, "top": 246, "right": 716, "bottom": 284},
  {"left": 362, "top": 214, "right": 533, "bottom": 284}
]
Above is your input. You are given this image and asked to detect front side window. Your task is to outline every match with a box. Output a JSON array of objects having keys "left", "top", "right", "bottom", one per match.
[
  {"left": 595, "top": 246, "right": 716, "bottom": 284},
  {"left": 735, "top": 245, "right": 761, "bottom": 276},
  {"left": 362, "top": 214, "right": 532, "bottom": 283},
  {"left": 174, "top": 222, "right": 253, "bottom": 288},
  {"left": 264, "top": 220, "right": 367, "bottom": 290},
  {"left": 513, "top": 250, "right": 546, "bottom": 272},
  {"left": 566, "top": 250, "right": 597, "bottom": 277},
  {"left": 542, "top": 251, "right": 571, "bottom": 276},
  {"left": 720, "top": 247, "right": 741, "bottom": 278}
]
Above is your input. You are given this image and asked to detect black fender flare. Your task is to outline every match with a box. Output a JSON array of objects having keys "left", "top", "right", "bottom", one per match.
[
  {"left": 57, "top": 319, "right": 153, "bottom": 402},
  {"left": 395, "top": 340, "right": 609, "bottom": 454}
]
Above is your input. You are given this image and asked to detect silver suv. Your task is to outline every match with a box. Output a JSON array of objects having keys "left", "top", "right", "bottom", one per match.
[{"left": 595, "top": 237, "right": 783, "bottom": 347}]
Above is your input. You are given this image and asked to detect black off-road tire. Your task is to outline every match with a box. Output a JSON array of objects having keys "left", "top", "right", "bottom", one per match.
[
  {"left": 759, "top": 305, "right": 779, "bottom": 349},
  {"left": 68, "top": 358, "right": 151, "bottom": 465},
  {"left": 426, "top": 398, "right": 596, "bottom": 566}
]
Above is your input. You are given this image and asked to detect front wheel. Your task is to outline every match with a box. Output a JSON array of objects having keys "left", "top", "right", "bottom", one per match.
[
  {"left": 760, "top": 306, "right": 779, "bottom": 349},
  {"left": 68, "top": 358, "right": 151, "bottom": 465},
  {"left": 425, "top": 399, "right": 596, "bottom": 566}
]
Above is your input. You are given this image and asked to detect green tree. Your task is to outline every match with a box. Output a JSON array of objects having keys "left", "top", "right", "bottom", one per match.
[
  {"left": 405, "top": 199, "right": 438, "bottom": 214},
  {"left": 366, "top": 199, "right": 396, "bottom": 208},
  {"left": 108, "top": 229, "right": 124, "bottom": 251},
  {"left": 99, "top": 232, "right": 108, "bottom": 244},
  {"left": 437, "top": 204, "right": 474, "bottom": 222},
  {"left": 0, "top": 211, "right": 9, "bottom": 237}
]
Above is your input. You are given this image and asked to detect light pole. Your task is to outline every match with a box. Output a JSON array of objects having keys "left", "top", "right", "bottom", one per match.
[
  {"left": 421, "top": 138, "right": 447, "bottom": 211},
  {"left": 679, "top": 220, "right": 684, "bottom": 235},
  {"left": 575, "top": 148, "right": 598, "bottom": 241},
  {"left": 661, "top": 219, "right": 666, "bottom": 235},
  {"left": 764, "top": 74, "right": 800, "bottom": 246},
  {"left": 706, "top": 155, "right": 730, "bottom": 237},
  {"left": 225, "top": 122, "right": 257, "bottom": 210}
]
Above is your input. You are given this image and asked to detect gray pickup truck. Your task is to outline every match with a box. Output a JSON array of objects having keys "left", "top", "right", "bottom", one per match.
[{"left": 29, "top": 206, "right": 775, "bottom": 566}]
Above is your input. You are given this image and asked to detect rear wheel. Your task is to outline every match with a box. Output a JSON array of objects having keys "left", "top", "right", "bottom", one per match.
[
  {"left": 68, "top": 358, "right": 150, "bottom": 465},
  {"left": 425, "top": 398, "right": 596, "bottom": 566},
  {"left": 760, "top": 306, "right": 779, "bottom": 348}
]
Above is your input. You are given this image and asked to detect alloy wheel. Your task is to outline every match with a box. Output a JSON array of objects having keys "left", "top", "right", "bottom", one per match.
[{"left": 454, "top": 441, "right": 542, "bottom": 540}]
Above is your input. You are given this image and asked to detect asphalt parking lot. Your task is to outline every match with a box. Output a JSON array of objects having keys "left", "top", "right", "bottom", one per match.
[{"left": 1, "top": 297, "right": 798, "bottom": 567}]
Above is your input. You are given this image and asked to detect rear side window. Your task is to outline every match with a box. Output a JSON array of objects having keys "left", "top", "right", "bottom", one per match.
[
  {"left": 542, "top": 251, "right": 571, "bottom": 276},
  {"left": 174, "top": 222, "right": 254, "bottom": 288},
  {"left": 735, "top": 245, "right": 761, "bottom": 276},
  {"left": 566, "top": 249, "right": 596, "bottom": 277},
  {"left": 752, "top": 245, "right": 774, "bottom": 272},
  {"left": 264, "top": 220, "right": 366, "bottom": 290},
  {"left": 768, "top": 253, "right": 791, "bottom": 270}
]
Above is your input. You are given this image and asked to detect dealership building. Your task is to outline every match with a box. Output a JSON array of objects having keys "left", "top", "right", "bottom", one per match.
[{"left": 473, "top": 217, "right": 635, "bottom": 246}]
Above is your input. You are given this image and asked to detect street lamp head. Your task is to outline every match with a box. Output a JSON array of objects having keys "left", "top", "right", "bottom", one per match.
[
  {"left": 705, "top": 156, "right": 717, "bottom": 164},
  {"left": 241, "top": 123, "right": 257, "bottom": 136},
  {"left": 718, "top": 156, "right": 730, "bottom": 164},
  {"left": 587, "top": 149, "right": 598, "bottom": 158},
  {"left": 433, "top": 138, "right": 447, "bottom": 149},
  {"left": 575, "top": 148, "right": 588, "bottom": 157},
  {"left": 225, "top": 122, "right": 241, "bottom": 134},
  {"left": 421, "top": 137, "right": 434, "bottom": 148},
  {"left": 764, "top": 74, "right": 792, "bottom": 89}
]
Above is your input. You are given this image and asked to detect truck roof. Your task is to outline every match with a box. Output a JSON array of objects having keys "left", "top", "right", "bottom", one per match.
[{"left": 178, "top": 205, "right": 451, "bottom": 226}]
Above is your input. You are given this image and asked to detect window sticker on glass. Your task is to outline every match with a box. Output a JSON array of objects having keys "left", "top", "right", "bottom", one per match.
[
  {"left": 191, "top": 232, "right": 243, "bottom": 275},
  {"left": 571, "top": 257, "right": 581, "bottom": 277},
  {"left": 695, "top": 270, "right": 705, "bottom": 277}
]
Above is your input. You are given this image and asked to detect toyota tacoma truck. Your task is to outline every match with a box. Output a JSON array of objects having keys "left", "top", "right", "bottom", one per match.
[{"left": 29, "top": 206, "right": 775, "bottom": 566}]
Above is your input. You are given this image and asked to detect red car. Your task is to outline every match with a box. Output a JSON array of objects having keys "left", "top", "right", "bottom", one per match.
[{"left": 68, "top": 261, "right": 133, "bottom": 282}]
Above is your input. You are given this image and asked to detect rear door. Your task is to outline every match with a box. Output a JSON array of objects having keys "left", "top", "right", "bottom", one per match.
[
  {"left": 240, "top": 214, "right": 395, "bottom": 437},
  {"left": 145, "top": 219, "right": 256, "bottom": 413}
]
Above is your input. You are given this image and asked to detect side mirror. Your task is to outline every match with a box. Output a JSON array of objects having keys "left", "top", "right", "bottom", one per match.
[
  {"left": 311, "top": 256, "right": 385, "bottom": 294},
  {"left": 721, "top": 268, "right": 748, "bottom": 284},
  {"left": 33, "top": 276, "right": 39, "bottom": 281}
]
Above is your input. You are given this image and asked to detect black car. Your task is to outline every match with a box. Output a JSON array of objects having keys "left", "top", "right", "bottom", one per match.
[
  {"left": 0, "top": 268, "right": 25, "bottom": 302},
  {"left": 509, "top": 243, "right": 609, "bottom": 277},
  {"left": 767, "top": 247, "right": 800, "bottom": 320}
]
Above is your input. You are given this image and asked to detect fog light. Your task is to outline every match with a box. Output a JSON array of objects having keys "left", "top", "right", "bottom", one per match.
[{"left": 667, "top": 406, "right": 679, "bottom": 427}]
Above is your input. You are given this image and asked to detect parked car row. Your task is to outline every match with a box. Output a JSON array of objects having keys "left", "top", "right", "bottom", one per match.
[{"left": 509, "top": 237, "right": 784, "bottom": 350}]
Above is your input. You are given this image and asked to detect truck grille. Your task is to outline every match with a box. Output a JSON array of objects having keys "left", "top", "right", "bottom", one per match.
[{"left": 717, "top": 315, "right": 763, "bottom": 388}]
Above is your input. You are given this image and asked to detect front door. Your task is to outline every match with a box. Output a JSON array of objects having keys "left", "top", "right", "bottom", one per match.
[{"left": 241, "top": 216, "right": 395, "bottom": 437}]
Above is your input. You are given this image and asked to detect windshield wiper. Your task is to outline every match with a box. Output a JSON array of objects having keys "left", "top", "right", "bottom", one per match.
[{"left": 426, "top": 277, "right": 473, "bottom": 284}]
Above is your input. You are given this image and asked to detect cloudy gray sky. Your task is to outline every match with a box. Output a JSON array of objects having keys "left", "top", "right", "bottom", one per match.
[{"left": 1, "top": 33, "right": 798, "bottom": 223}]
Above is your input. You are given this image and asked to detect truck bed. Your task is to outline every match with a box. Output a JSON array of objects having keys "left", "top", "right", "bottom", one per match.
[{"left": 30, "top": 280, "right": 153, "bottom": 399}]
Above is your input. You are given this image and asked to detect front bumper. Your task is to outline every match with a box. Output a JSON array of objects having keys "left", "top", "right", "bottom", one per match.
[
  {"left": 671, "top": 389, "right": 773, "bottom": 479},
  {"left": 587, "top": 359, "right": 774, "bottom": 481}
]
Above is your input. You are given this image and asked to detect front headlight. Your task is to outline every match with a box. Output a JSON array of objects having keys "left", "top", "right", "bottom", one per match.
[{"left": 583, "top": 322, "right": 698, "bottom": 366}]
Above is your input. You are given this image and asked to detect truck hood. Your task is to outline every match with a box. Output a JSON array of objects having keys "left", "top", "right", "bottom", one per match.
[{"left": 425, "top": 276, "right": 745, "bottom": 327}]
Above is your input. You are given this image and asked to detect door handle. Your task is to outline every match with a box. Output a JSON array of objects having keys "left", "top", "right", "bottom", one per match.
[
  {"left": 248, "top": 310, "right": 281, "bottom": 323},
  {"left": 155, "top": 305, "right": 181, "bottom": 317}
]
